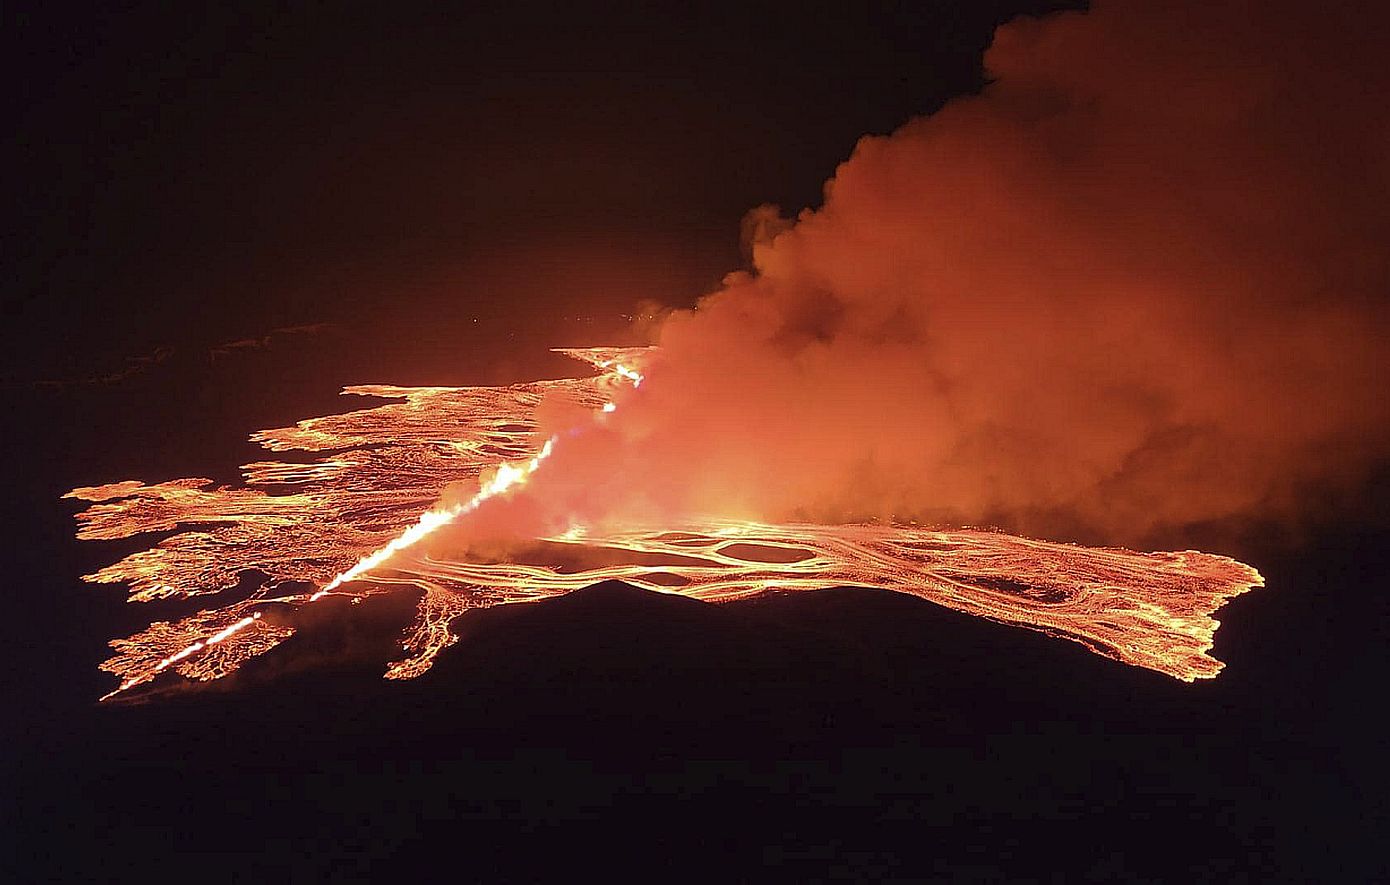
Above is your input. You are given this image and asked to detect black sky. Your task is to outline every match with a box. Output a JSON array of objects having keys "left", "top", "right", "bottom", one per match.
[{"left": 6, "top": 1, "right": 1077, "bottom": 384}]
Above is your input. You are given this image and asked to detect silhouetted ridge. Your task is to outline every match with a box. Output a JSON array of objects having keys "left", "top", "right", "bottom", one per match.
[{"left": 546, "top": 579, "right": 710, "bottom": 611}]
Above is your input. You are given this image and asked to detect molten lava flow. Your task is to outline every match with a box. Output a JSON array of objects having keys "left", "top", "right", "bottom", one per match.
[
  {"left": 312, "top": 436, "right": 557, "bottom": 599},
  {"left": 66, "top": 346, "right": 1262, "bottom": 699},
  {"left": 312, "top": 350, "right": 651, "bottom": 597}
]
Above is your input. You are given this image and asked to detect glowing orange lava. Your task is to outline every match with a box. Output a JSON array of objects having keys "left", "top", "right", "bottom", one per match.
[{"left": 66, "top": 347, "right": 1262, "bottom": 699}]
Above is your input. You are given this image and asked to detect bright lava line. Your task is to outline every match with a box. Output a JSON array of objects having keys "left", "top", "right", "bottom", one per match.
[
  {"left": 311, "top": 362, "right": 643, "bottom": 599},
  {"left": 311, "top": 436, "right": 556, "bottom": 599},
  {"left": 99, "top": 612, "right": 263, "bottom": 701}
]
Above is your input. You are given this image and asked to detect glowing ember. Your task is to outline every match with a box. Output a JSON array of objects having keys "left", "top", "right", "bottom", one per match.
[{"left": 66, "top": 347, "right": 1262, "bottom": 699}]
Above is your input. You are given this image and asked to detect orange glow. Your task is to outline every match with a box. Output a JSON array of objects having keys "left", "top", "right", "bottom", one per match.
[{"left": 66, "top": 348, "right": 1261, "bottom": 699}]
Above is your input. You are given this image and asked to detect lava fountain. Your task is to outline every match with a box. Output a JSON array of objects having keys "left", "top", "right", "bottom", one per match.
[{"left": 66, "top": 347, "right": 1262, "bottom": 700}]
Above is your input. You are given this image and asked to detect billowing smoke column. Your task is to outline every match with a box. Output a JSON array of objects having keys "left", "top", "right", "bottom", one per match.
[{"left": 514, "top": 0, "right": 1390, "bottom": 546}]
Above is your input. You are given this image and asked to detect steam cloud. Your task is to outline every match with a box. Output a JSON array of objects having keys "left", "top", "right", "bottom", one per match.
[{"left": 478, "top": 0, "right": 1390, "bottom": 547}]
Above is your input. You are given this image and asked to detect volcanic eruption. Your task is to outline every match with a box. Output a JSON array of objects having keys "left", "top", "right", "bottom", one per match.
[
  {"left": 65, "top": 0, "right": 1390, "bottom": 700},
  {"left": 68, "top": 348, "right": 1262, "bottom": 698}
]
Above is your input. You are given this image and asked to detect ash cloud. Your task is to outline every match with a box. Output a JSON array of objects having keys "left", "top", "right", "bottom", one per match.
[{"left": 501, "top": 0, "right": 1390, "bottom": 547}]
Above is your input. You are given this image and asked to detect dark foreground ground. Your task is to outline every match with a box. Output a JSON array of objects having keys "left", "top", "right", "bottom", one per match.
[
  {"left": 3, "top": 349, "right": 1387, "bottom": 882},
  {"left": 7, "top": 531, "right": 1388, "bottom": 881}
]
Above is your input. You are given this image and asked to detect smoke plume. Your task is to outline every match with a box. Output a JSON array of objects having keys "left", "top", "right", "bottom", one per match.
[{"left": 480, "top": 0, "right": 1390, "bottom": 547}]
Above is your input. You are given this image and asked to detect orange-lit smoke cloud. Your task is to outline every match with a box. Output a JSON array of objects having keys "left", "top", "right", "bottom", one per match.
[{"left": 469, "top": 0, "right": 1390, "bottom": 547}]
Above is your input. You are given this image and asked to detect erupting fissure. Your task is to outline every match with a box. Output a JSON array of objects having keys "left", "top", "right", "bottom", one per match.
[
  {"left": 66, "top": 347, "right": 1262, "bottom": 700},
  {"left": 313, "top": 434, "right": 558, "bottom": 599},
  {"left": 316, "top": 355, "right": 645, "bottom": 595}
]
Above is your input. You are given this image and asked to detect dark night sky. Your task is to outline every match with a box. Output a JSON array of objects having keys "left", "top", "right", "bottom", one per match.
[
  {"left": 5, "top": 1, "right": 1073, "bottom": 384},
  {"left": 4, "top": 2, "right": 1387, "bottom": 880}
]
